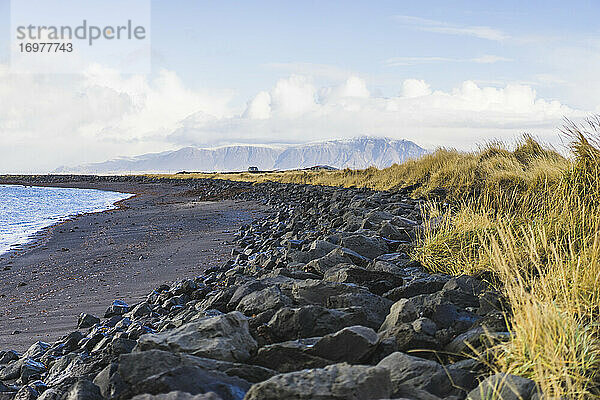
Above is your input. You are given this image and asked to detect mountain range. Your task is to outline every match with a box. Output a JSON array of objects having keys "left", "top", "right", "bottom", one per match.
[{"left": 54, "top": 137, "right": 427, "bottom": 174}]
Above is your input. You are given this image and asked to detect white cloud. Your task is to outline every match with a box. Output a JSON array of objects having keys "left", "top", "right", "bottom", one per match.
[
  {"left": 401, "top": 79, "right": 432, "bottom": 98},
  {"left": 171, "top": 76, "right": 585, "bottom": 151},
  {"left": 0, "top": 66, "right": 588, "bottom": 173},
  {"left": 0, "top": 64, "right": 233, "bottom": 172},
  {"left": 270, "top": 75, "right": 317, "bottom": 117},
  {"left": 394, "top": 15, "right": 508, "bottom": 41},
  {"left": 320, "top": 76, "right": 370, "bottom": 102},
  {"left": 244, "top": 91, "right": 271, "bottom": 120}
]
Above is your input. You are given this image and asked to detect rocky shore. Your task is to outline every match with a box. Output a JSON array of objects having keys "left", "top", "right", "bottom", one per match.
[{"left": 0, "top": 177, "right": 542, "bottom": 400}]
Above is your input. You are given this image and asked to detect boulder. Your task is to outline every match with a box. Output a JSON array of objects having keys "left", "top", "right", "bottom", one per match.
[
  {"left": 309, "top": 326, "right": 379, "bottom": 363},
  {"left": 170, "top": 279, "right": 199, "bottom": 296},
  {"left": 364, "top": 210, "right": 395, "bottom": 227},
  {"left": 105, "top": 300, "right": 129, "bottom": 318},
  {"left": 443, "top": 276, "right": 488, "bottom": 298},
  {"left": 440, "top": 359, "right": 482, "bottom": 395},
  {"left": 290, "top": 280, "right": 366, "bottom": 307},
  {"left": 132, "top": 392, "right": 223, "bottom": 400},
  {"left": 379, "top": 322, "right": 439, "bottom": 354},
  {"left": 303, "top": 251, "right": 351, "bottom": 275},
  {"left": 323, "top": 264, "right": 403, "bottom": 295},
  {"left": 126, "top": 302, "right": 153, "bottom": 319},
  {"left": 402, "top": 310, "right": 431, "bottom": 330},
  {"left": 367, "top": 260, "right": 421, "bottom": 277},
  {"left": 466, "top": 373, "right": 540, "bottom": 400},
  {"left": 13, "top": 385, "right": 39, "bottom": 400},
  {"left": 379, "top": 296, "right": 429, "bottom": 332},
  {"left": 20, "top": 358, "right": 46, "bottom": 383},
  {"left": 197, "top": 287, "right": 238, "bottom": 313},
  {"left": 266, "top": 305, "right": 369, "bottom": 341},
  {"left": 326, "top": 292, "right": 393, "bottom": 329},
  {"left": 177, "top": 357, "right": 275, "bottom": 384},
  {"left": 251, "top": 338, "right": 332, "bottom": 372},
  {"left": 130, "top": 366, "right": 248, "bottom": 400},
  {"left": 383, "top": 275, "right": 450, "bottom": 301},
  {"left": 306, "top": 240, "right": 339, "bottom": 259},
  {"left": 136, "top": 312, "right": 257, "bottom": 362},
  {"left": 93, "top": 350, "right": 250, "bottom": 400},
  {"left": 78, "top": 313, "right": 101, "bottom": 329},
  {"left": 62, "top": 380, "right": 103, "bottom": 400},
  {"left": 23, "top": 341, "right": 50, "bottom": 360},
  {"left": 339, "top": 234, "right": 389, "bottom": 260},
  {"left": 227, "top": 281, "right": 267, "bottom": 310},
  {"left": 379, "top": 294, "right": 479, "bottom": 334},
  {"left": 243, "top": 363, "right": 391, "bottom": 400},
  {"left": 0, "top": 350, "right": 19, "bottom": 365},
  {"left": 379, "top": 222, "right": 411, "bottom": 241},
  {"left": 376, "top": 352, "right": 455, "bottom": 398},
  {"left": 236, "top": 287, "right": 292, "bottom": 316},
  {"left": 333, "top": 247, "right": 371, "bottom": 267},
  {"left": 44, "top": 353, "right": 105, "bottom": 387}
]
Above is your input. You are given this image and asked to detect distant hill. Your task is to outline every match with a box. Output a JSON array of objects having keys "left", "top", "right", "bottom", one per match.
[{"left": 54, "top": 137, "right": 427, "bottom": 174}]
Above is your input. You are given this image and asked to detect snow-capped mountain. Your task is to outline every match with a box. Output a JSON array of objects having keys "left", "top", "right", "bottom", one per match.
[{"left": 54, "top": 137, "right": 427, "bottom": 174}]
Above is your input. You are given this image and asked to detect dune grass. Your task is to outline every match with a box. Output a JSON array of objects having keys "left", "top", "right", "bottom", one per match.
[
  {"left": 154, "top": 118, "right": 600, "bottom": 397},
  {"left": 408, "top": 121, "right": 600, "bottom": 398},
  {"left": 407, "top": 121, "right": 600, "bottom": 397}
]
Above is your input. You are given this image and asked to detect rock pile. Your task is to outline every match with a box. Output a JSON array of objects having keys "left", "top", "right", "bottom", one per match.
[{"left": 0, "top": 179, "right": 540, "bottom": 400}]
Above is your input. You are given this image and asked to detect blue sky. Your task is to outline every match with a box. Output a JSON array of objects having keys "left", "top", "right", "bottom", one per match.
[
  {"left": 160, "top": 1, "right": 595, "bottom": 103},
  {"left": 0, "top": 0, "right": 598, "bottom": 172},
  {"left": 152, "top": 0, "right": 597, "bottom": 109}
]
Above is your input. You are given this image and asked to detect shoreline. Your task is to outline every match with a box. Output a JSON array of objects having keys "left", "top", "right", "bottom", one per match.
[
  {"left": 0, "top": 177, "right": 267, "bottom": 350},
  {"left": 0, "top": 183, "right": 136, "bottom": 260},
  {"left": 0, "top": 176, "right": 519, "bottom": 399}
]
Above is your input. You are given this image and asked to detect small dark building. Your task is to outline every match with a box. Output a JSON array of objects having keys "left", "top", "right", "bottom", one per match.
[{"left": 248, "top": 166, "right": 259, "bottom": 172}]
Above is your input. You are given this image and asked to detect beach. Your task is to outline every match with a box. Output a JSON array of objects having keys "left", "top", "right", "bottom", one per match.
[
  {"left": 0, "top": 176, "right": 523, "bottom": 398},
  {"left": 0, "top": 178, "right": 266, "bottom": 350}
]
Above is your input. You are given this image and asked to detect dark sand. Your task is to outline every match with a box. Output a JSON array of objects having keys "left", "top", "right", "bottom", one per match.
[{"left": 0, "top": 180, "right": 266, "bottom": 351}]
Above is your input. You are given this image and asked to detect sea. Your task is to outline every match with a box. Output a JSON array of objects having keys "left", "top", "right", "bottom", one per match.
[{"left": 0, "top": 184, "right": 133, "bottom": 255}]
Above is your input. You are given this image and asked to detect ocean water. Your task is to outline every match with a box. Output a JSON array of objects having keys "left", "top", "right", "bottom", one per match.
[{"left": 0, "top": 185, "right": 133, "bottom": 255}]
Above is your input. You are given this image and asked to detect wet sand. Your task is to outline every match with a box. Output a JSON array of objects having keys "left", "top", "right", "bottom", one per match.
[{"left": 0, "top": 180, "right": 266, "bottom": 351}]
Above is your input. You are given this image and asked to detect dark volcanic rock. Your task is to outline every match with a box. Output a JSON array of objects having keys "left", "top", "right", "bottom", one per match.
[
  {"left": 309, "top": 325, "right": 379, "bottom": 363},
  {"left": 0, "top": 350, "right": 20, "bottom": 365},
  {"left": 104, "top": 300, "right": 129, "bottom": 318},
  {"left": 323, "top": 264, "right": 403, "bottom": 295},
  {"left": 289, "top": 280, "right": 367, "bottom": 307},
  {"left": 243, "top": 363, "right": 392, "bottom": 400},
  {"left": 62, "top": 379, "right": 103, "bottom": 400},
  {"left": 377, "top": 352, "right": 451, "bottom": 398},
  {"left": 251, "top": 338, "right": 331, "bottom": 373},
  {"left": 136, "top": 312, "right": 257, "bottom": 362},
  {"left": 467, "top": 373, "right": 540, "bottom": 400},
  {"left": 77, "top": 313, "right": 101, "bottom": 329},
  {"left": 236, "top": 287, "right": 292, "bottom": 317},
  {"left": 266, "top": 305, "right": 370, "bottom": 341},
  {"left": 339, "top": 234, "right": 389, "bottom": 260},
  {"left": 326, "top": 292, "right": 392, "bottom": 329},
  {"left": 93, "top": 350, "right": 250, "bottom": 400},
  {"left": 132, "top": 392, "right": 223, "bottom": 400}
]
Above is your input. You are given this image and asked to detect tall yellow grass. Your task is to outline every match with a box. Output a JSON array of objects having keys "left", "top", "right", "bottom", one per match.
[
  {"left": 413, "top": 121, "right": 600, "bottom": 398},
  {"left": 154, "top": 119, "right": 600, "bottom": 397}
]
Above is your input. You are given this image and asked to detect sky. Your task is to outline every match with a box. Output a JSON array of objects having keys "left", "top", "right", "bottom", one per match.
[{"left": 0, "top": 0, "right": 599, "bottom": 172}]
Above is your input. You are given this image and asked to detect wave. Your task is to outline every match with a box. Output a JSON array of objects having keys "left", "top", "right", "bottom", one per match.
[{"left": 0, "top": 185, "right": 133, "bottom": 255}]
